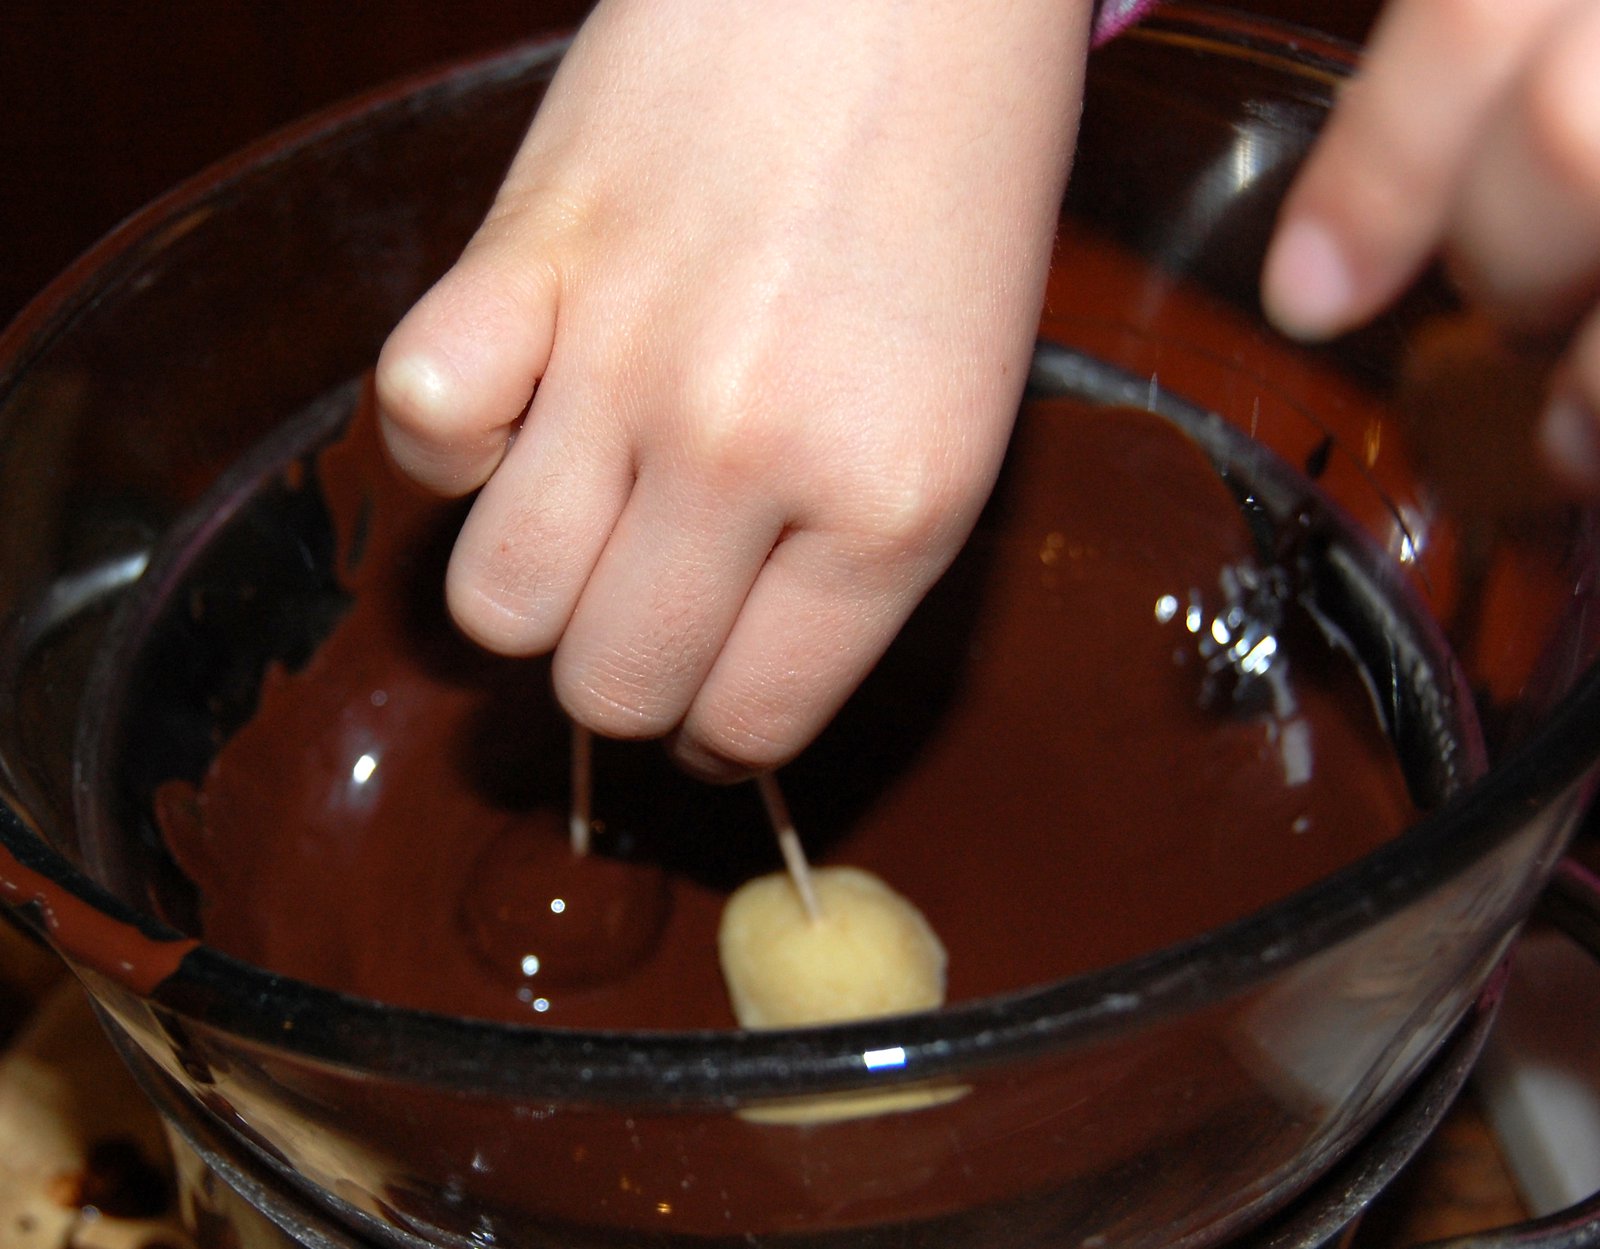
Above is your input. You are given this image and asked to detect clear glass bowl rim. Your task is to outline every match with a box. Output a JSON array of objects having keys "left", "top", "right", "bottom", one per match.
[{"left": 2, "top": 5, "right": 1598, "bottom": 1102}]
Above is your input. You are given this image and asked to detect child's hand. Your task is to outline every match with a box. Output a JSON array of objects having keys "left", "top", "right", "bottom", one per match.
[
  {"left": 1263, "top": 0, "right": 1600, "bottom": 492},
  {"left": 376, "top": 0, "right": 1090, "bottom": 778}
]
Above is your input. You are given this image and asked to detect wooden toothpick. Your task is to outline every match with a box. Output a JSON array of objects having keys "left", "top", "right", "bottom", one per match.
[
  {"left": 570, "top": 722, "right": 593, "bottom": 857},
  {"left": 756, "top": 771, "right": 820, "bottom": 921}
]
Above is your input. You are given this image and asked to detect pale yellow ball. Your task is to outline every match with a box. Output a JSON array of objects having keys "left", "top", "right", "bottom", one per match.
[{"left": 718, "top": 866, "right": 947, "bottom": 1029}]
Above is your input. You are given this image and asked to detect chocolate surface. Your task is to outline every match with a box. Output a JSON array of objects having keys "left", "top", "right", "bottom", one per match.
[{"left": 151, "top": 381, "right": 1420, "bottom": 1032}]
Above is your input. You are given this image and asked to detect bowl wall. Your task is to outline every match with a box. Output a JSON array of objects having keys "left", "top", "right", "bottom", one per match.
[{"left": 3, "top": 9, "right": 1598, "bottom": 1248}]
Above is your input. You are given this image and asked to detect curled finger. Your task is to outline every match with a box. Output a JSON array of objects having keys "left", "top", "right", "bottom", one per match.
[
  {"left": 550, "top": 472, "right": 786, "bottom": 743},
  {"left": 445, "top": 364, "right": 635, "bottom": 657},
  {"left": 671, "top": 508, "right": 971, "bottom": 781},
  {"left": 376, "top": 214, "right": 565, "bottom": 497}
]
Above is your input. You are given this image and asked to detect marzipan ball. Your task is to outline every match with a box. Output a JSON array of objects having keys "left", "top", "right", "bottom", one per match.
[{"left": 719, "top": 866, "right": 946, "bottom": 1029}]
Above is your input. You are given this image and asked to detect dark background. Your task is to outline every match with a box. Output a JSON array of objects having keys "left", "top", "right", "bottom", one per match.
[{"left": 1, "top": 2, "right": 1380, "bottom": 329}]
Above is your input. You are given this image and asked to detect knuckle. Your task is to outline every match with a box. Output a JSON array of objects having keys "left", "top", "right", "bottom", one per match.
[
  {"left": 679, "top": 698, "right": 799, "bottom": 779},
  {"left": 553, "top": 602, "right": 718, "bottom": 742},
  {"left": 850, "top": 451, "right": 977, "bottom": 565},
  {"left": 680, "top": 361, "right": 778, "bottom": 480},
  {"left": 675, "top": 308, "right": 797, "bottom": 481},
  {"left": 446, "top": 564, "right": 558, "bottom": 658},
  {"left": 447, "top": 481, "right": 617, "bottom": 657},
  {"left": 553, "top": 656, "right": 683, "bottom": 741},
  {"left": 477, "top": 180, "right": 595, "bottom": 254}
]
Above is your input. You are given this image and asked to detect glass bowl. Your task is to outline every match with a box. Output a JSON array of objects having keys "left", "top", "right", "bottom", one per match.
[{"left": 3, "top": 7, "right": 1599, "bottom": 1247}]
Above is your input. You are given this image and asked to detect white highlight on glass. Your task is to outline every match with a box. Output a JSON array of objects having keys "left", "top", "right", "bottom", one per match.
[{"left": 863, "top": 1046, "right": 908, "bottom": 1071}]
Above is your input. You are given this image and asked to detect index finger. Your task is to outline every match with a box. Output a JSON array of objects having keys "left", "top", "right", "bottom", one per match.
[{"left": 1262, "top": 0, "right": 1574, "bottom": 341}]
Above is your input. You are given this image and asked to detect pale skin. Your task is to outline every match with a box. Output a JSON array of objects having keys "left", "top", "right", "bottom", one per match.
[
  {"left": 1263, "top": 0, "right": 1600, "bottom": 487},
  {"left": 378, "top": 0, "right": 1600, "bottom": 781}
]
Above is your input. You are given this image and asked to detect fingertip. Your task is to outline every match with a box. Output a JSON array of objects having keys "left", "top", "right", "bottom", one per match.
[
  {"left": 374, "top": 324, "right": 451, "bottom": 418},
  {"left": 375, "top": 247, "right": 561, "bottom": 495},
  {"left": 374, "top": 340, "right": 504, "bottom": 496},
  {"left": 1262, "top": 216, "right": 1359, "bottom": 342}
]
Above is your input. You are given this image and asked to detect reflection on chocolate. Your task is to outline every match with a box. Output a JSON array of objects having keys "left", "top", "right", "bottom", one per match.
[
  {"left": 149, "top": 384, "right": 1421, "bottom": 1032},
  {"left": 458, "top": 812, "right": 671, "bottom": 993}
]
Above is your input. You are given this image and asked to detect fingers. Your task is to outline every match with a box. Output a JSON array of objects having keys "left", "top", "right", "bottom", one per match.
[
  {"left": 1448, "top": 0, "right": 1600, "bottom": 334},
  {"left": 374, "top": 0, "right": 1086, "bottom": 776},
  {"left": 442, "top": 360, "right": 635, "bottom": 656},
  {"left": 375, "top": 213, "right": 565, "bottom": 497},
  {"left": 1265, "top": 0, "right": 1600, "bottom": 501},
  {"left": 667, "top": 524, "right": 955, "bottom": 781},
  {"left": 546, "top": 470, "right": 785, "bottom": 742},
  {"left": 540, "top": 412, "right": 991, "bottom": 775},
  {"left": 1263, "top": 0, "right": 1576, "bottom": 340}
]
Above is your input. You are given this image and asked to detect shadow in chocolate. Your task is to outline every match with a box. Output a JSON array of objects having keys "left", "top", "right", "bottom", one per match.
[{"left": 85, "top": 375, "right": 993, "bottom": 916}]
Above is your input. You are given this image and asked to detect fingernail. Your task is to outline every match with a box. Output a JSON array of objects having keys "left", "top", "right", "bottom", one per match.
[
  {"left": 1264, "top": 218, "right": 1356, "bottom": 342},
  {"left": 1540, "top": 392, "right": 1600, "bottom": 494}
]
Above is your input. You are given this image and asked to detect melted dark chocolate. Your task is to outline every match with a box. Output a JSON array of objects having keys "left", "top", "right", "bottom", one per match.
[
  {"left": 150, "top": 383, "right": 1419, "bottom": 1031},
  {"left": 459, "top": 809, "right": 672, "bottom": 992},
  {"left": 0, "top": 845, "right": 196, "bottom": 997}
]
